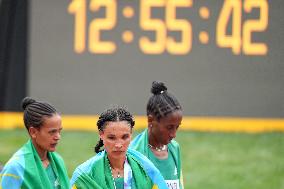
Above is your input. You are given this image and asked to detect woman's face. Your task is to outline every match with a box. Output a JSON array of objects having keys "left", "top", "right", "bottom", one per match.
[
  {"left": 150, "top": 110, "right": 182, "bottom": 145},
  {"left": 30, "top": 114, "right": 62, "bottom": 154},
  {"left": 99, "top": 121, "right": 132, "bottom": 161}
]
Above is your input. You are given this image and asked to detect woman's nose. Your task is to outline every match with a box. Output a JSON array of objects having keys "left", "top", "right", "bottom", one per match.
[
  {"left": 54, "top": 132, "right": 61, "bottom": 140},
  {"left": 115, "top": 143, "right": 122, "bottom": 148},
  {"left": 170, "top": 130, "right": 176, "bottom": 138}
]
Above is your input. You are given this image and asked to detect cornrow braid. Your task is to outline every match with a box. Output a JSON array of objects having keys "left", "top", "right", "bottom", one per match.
[
  {"left": 147, "top": 81, "right": 182, "bottom": 120},
  {"left": 21, "top": 97, "right": 57, "bottom": 130},
  {"left": 94, "top": 139, "right": 104, "bottom": 154},
  {"left": 94, "top": 106, "right": 135, "bottom": 153}
]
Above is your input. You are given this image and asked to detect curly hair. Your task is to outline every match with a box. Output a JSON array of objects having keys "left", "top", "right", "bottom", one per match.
[{"left": 94, "top": 106, "right": 135, "bottom": 153}]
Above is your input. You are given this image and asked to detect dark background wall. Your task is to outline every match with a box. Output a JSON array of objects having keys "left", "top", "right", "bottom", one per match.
[
  {"left": 0, "top": 0, "right": 28, "bottom": 111},
  {"left": 28, "top": 0, "right": 284, "bottom": 118},
  {"left": 1, "top": 0, "right": 283, "bottom": 119}
]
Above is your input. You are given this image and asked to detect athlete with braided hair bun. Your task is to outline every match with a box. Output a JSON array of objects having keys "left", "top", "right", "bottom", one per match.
[
  {"left": 130, "top": 81, "right": 184, "bottom": 189},
  {"left": 70, "top": 106, "right": 168, "bottom": 189},
  {"left": 0, "top": 97, "right": 70, "bottom": 189}
]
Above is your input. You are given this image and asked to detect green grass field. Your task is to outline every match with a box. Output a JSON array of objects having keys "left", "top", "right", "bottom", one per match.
[{"left": 0, "top": 129, "right": 284, "bottom": 189}]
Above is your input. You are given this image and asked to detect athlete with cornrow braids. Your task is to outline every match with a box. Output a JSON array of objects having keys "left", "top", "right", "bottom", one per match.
[
  {"left": 0, "top": 97, "right": 70, "bottom": 189},
  {"left": 130, "top": 81, "right": 184, "bottom": 189},
  {"left": 70, "top": 106, "right": 168, "bottom": 189}
]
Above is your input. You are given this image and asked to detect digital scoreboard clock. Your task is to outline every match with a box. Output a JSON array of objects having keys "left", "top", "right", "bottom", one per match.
[
  {"left": 68, "top": 0, "right": 268, "bottom": 55},
  {"left": 27, "top": 0, "right": 283, "bottom": 118}
]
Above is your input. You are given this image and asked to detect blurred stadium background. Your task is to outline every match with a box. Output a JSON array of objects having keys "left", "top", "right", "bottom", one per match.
[{"left": 0, "top": 0, "right": 283, "bottom": 188}]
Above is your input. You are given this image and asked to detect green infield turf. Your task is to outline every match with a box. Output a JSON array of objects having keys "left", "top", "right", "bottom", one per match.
[{"left": 0, "top": 129, "right": 283, "bottom": 189}]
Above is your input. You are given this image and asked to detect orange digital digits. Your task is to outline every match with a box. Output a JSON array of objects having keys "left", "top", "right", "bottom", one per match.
[
  {"left": 216, "top": 0, "right": 268, "bottom": 56},
  {"left": 68, "top": 0, "right": 269, "bottom": 56}
]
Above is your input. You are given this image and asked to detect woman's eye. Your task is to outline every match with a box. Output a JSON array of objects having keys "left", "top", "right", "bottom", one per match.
[
  {"left": 167, "top": 125, "right": 179, "bottom": 130},
  {"left": 49, "top": 130, "right": 57, "bottom": 134},
  {"left": 167, "top": 126, "right": 173, "bottom": 130},
  {"left": 122, "top": 135, "right": 129, "bottom": 140}
]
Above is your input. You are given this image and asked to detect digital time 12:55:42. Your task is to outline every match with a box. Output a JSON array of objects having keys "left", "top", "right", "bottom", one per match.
[{"left": 68, "top": 0, "right": 268, "bottom": 56}]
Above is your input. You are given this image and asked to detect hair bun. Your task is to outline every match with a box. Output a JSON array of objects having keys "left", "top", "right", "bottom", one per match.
[
  {"left": 151, "top": 81, "right": 167, "bottom": 95},
  {"left": 21, "top": 97, "right": 36, "bottom": 110}
]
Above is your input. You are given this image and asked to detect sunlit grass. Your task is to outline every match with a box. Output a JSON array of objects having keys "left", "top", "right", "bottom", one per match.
[{"left": 0, "top": 129, "right": 283, "bottom": 189}]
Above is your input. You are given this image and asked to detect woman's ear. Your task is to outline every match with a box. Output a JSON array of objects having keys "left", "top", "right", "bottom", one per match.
[
  {"left": 148, "top": 114, "right": 154, "bottom": 128},
  {"left": 28, "top": 127, "right": 37, "bottom": 139},
  {"left": 99, "top": 130, "right": 104, "bottom": 140}
]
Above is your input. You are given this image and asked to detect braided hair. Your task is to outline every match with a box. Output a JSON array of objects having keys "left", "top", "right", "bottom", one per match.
[
  {"left": 94, "top": 106, "right": 135, "bottom": 153},
  {"left": 21, "top": 97, "right": 58, "bottom": 130},
  {"left": 147, "top": 81, "right": 182, "bottom": 121}
]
